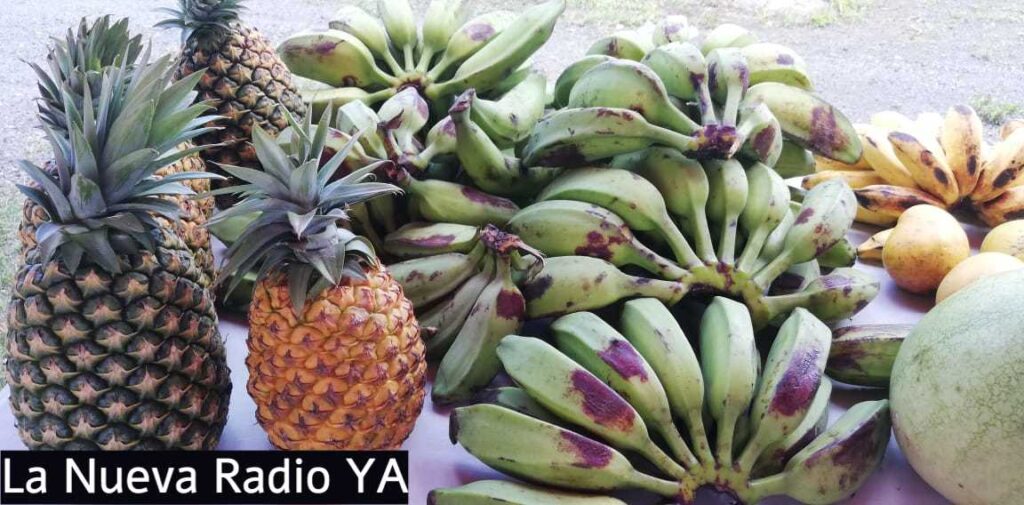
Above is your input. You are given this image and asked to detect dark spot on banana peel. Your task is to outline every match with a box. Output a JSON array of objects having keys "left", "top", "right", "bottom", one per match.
[
  {"left": 522, "top": 275, "right": 553, "bottom": 300},
  {"left": 795, "top": 207, "right": 815, "bottom": 224},
  {"left": 385, "top": 114, "right": 404, "bottom": 131},
  {"left": 391, "top": 234, "right": 456, "bottom": 251},
  {"left": 753, "top": 127, "right": 778, "bottom": 159},
  {"left": 771, "top": 271, "right": 809, "bottom": 294},
  {"left": 808, "top": 106, "right": 850, "bottom": 159},
  {"left": 341, "top": 76, "right": 359, "bottom": 87},
  {"left": 559, "top": 430, "right": 614, "bottom": 468},
  {"left": 595, "top": 108, "right": 634, "bottom": 120},
  {"left": 606, "top": 38, "right": 620, "bottom": 56},
  {"left": 716, "top": 262, "right": 736, "bottom": 291},
  {"left": 966, "top": 154, "right": 978, "bottom": 176},
  {"left": 769, "top": 349, "right": 822, "bottom": 416},
  {"left": 804, "top": 415, "right": 886, "bottom": 489},
  {"left": 708, "top": 62, "right": 719, "bottom": 91},
  {"left": 777, "top": 53, "right": 795, "bottom": 65},
  {"left": 598, "top": 340, "right": 649, "bottom": 381},
  {"left": 570, "top": 370, "right": 636, "bottom": 430},
  {"left": 596, "top": 272, "right": 608, "bottom": 284},
  {"left": 692, "top": 125, "right": 739, "bottom": 159},
  {"left": 828, "top": 342, "right": 869, "bottom": 373},
  {"left": 466, "top": 23, "right": 495, "bottom": 41},
  {"left": 460, "top": 186, "right": 518, "bottom": 209},
  {"left": 993, "top": 167, "right": 1019, "bottom": 188},
  {"left": 495, "top": 290, "right": 525, "bottom": 319},
  {"left": 735, "top": 63, "right": 750, "bottom": 87},
  {"left": 449, "top": 92, "right": 472, "bottom": 115},
  {"left": 537, "top": 144, "right": 586, "bottom": 167}
]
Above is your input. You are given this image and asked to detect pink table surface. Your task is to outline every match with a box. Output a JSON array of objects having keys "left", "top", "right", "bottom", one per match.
[{"left": 0, "top": 223, "right": 968, "bottom": 504}]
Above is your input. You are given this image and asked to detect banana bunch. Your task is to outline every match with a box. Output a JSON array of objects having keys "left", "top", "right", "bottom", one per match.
[
  {"left": 435, "top": 299, "right": 890, "bottom": 504},
  {"left": 386, "top": 224, "right": 544, "bottom": 404},
  {"left": 510, "top": 164, "right": 877, "bottom": 328},
  {"left": 278, "top": 0, "right": 562, "bottom": 144},
  {"left": 803, "top": 105, "right": 1024, "bottom": 228},
  {"left": 526, "top": 21, "right": 861, "bottom": 176}
]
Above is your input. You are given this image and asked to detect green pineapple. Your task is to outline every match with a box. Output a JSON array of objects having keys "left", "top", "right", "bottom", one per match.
[{"left": 5, "top": 50, "right": 231, "bottom": 450}]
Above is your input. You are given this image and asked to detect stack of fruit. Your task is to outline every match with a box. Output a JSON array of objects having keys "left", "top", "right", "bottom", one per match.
[
  {"left": 433, "top": 299, "right": 890, "bottom": 504},
  {"left": 803, "top": 106, "right": 1024, "bottom": 227}
]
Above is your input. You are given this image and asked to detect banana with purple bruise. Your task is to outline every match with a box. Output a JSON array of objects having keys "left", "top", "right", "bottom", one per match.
[
  {"left": 383, "top": 221, "right": 480, "bottom": 258},
  {"left": 444, "top": 301, "right": 889, "bottom": 504},
  {"left": 826, "top": 324, "right": 911, "bottom": 388}
]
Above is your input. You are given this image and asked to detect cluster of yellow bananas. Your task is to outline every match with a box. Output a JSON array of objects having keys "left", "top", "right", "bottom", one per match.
[{"left": 803, "top": 107, "right": 1024, "bottom": 227}]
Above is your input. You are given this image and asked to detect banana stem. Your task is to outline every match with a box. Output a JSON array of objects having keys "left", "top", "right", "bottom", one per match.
[
  {"left": 736, "top": 226, "right": 771, "bottom": 273},
  {"left": 660, "top": 426, "right": 700, "bottom": 470},
  {"left": 760, "top": 292, "right": 811, "bottom": 323},
  {"left": 630, "top": 239, "right": 692, "bottom": 281},
  {"left": 627, "top": 471, "right": 682, "bottom": 497},
  {"left": 660, "top": 217, "right": 703, "bottom": 268},
  {"left": 629, "top": 277, "right": 690, "bottom": 306},
  {"left": 723, "top": 85, "right": 742, "bottom": 127},
  {"left": 415, "top": 47, "right": 436, "bottom": 73},
  {"left": 697, "top": 78, "right": 718, "bottom": 125},
  {"left": 666, "top": 106, "right": 702, "bottom": 135},
  {"left": 366, "top": 87, "right": 399, "bottom": 105},
  {"left": 685, "top": 412, "right": 715, "bottom": 464},
  {"left": 747, "top": 472, "right": 788, "bottom": 502},
  {"left": 686, "top": 210, "right": 717, "bottom": 264},
  {"left": 642, "top": 441, "right": 689, "bottom": 480},
  {"left": 718, "top": 217, "right": 739, "bottom": 264},
  {"left": 425, "top": 55, "right": 452, "bottom": 83},
  {"left": 752, "top": 249, "right": 795, "bottom": 288},
  {"left": 716, "top": 412, "right": 737, "bottom": 467},
  {"left": 736, "top": 432, "right": 768, "bottom": 476},
  {"left": 382, "top": 50, "right": 405, "bottom": 77},
  {"left": 403, "top": 45, "right": 416, "bottom": 72}
]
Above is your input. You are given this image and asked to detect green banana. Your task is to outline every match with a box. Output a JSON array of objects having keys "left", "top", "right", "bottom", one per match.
[
  {"left": 429, "top": 480, "right": 629, "bottom": 505},
  {"left": 391, "top": 167, "right": 519, "bottom": 226},
  {"left": 418, "top": 0, "right": 465, "bottom": 72},
  {"left": 705, "top": 159, "right": 748, "bottom": 264},
  {"left": 641, "top": 42, "right": 716, "bottom": 124},
  {"left": 741, "top": 42, "right": 813, "bottom": 90},
  {"left": 475, "top": 386, "right": 560, "bottom": 424},
  {"left": 757, "top": 206, "right": 794, "bottom": 263},
  {"left": 585, "top": 30, "right": 653, "bottom": 61},
  {"left": 377, "top": 0, "right": 416, "bottom": 69},
  {"left": 826, "top": 324, "right": 910, "bottom": 387},
  {"left": 490, "top": 60, "right": 533, "bottom": 96},
  {"left": 522, "top": 256, "right": 687, "bottom": 319},
  {"left": 421, "top": 256, "right": 495, "bottom": 358},
  {"left": 737, "top": 102, "right": 783, "bottom": 165},
  {"left": 426, "top": 0, "right": 565, "bottom": 100},
  {"left": 816, "top": 237, "right": 857, "bottom": 268},
  {"left": 619, "top": 298, "right": 712, "bottom": 463},
  {"left": 426, "top": 10, "right": 515, "bottom": 81},
  {"left": 653, "top": 15, "right": 698, "bottom": 45},
  {"left": 523, "top": 107, "right": 737, "bottom": 167},
  {"left": 749, "top": 401, "right": 890, "bottom": 505},
  {"left": 383, "top": 221, "right": 479, "bottom": 258},
  {"left": 278, "top": 30, "right": 397, "bottom": 89},
  {"left": 378, "top": 87, "right": 429, "bottom": 152},
  {"left": 737, "top": 162, "right": 789, "bottom": 271},
  {"left": 434, "top": 255, "right": 524, "bottom": 403},
  {"left": 450, "top": 404, "right": 678, "bottom": 494},
  {"left": 328, "top": 5, "right": 403, "bottom": 74},
  {"left": 470, "top": 71, "right": 547, "bottom": 148},
  {"left": 406, "top": 116, "right": 457, "bottom": 169},
  {"left": 753, "top": 179, "right": 857, "bottom": 287},
  {"left": 568, "top": 59, "right": 699, "bottom": 134},
  {"left": 743, "top": 82, "right": 862, "bottom": 164},
  {"left": 738, "top": 308, "right": 831, "bottom": 473},
  {"left": 700, "top": 297, "right": 759, "bottom": 465},
  {"left": 553, "top": 55, "right": 614, "bottom": 108},
  {"left": 337, "top": 100, "right": 387, "bottom": 157},
  {"left": 634, "top": 148, "right": 716, "bottom": 263},
  {"left": 551, "top": 313, "right": 697, "bottom": 468},
  {"left": 773, "top": 140, "right": 816, "bottom": 178},
  {"left": 763, "top": 267, "right": 880, "bottom": 323},
  {"left": 302, "top": 86, "right": 395, "bottom": 119},
  {"left": 537, "top": 167, "right": 701, "bottom": 267},
  {"left": 752, "top": 379, "right": 831, "bottom": 477},
  {"left": 497, "top": 335, "right": 687, "bottom": 478},
  {"left": 387, "top": 244, "right": 484, "bottom": 307},
  {"left": 769, "top": 260, "right": 821, "bottom": 295},
  {"left": 701, "top": 23, "right": 758, "bottom": 55},
  {"left": 508, "top": 200, "right": 688, "bottom": 280},
  {"left": 707, "top": 48, "right": 749, "bottom": 126}
]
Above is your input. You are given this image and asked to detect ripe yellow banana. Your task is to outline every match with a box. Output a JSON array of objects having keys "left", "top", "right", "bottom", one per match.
[
  {"left": 856, "top": 124, "right": 918, "bottom": 188},
  {"left": 857, "top": 228, "right": 892, "bottom": 262},
  {"left": 973, "top": 129, "right": 1024, "bottom": 203},
  {"left": 802, "top": 170, "right": 887, "bottom": 190},
  {"left": 975, "top": 186, "right": 1024, "bottom": 226},
  {"left": 941, "top": 105, "right": 984, "bottom": 198},
  {"left": 887, "top": 131, "right": 959, "bottom": 205},
  {"left": 813, "top": 153, "right": 871, "bottom": 172},
  {"left": 853, "top": 184, "right": 946, "bottom": 218}
]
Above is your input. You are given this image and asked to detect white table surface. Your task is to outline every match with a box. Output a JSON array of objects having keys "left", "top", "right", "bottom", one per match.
[{"left": 0, "top": 223, "right": 963, "bottom": 504}]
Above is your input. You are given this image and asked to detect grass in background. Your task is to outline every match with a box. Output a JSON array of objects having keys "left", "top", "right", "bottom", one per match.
[
  {"left": 811, "top": 0, "right": 874, "bottom": 26},
  {"left": 0, "top": 183, "right": 21, "bottom": 388},
  {"left": 972, "top": 95, "right": 1024, "bottom": 126}
]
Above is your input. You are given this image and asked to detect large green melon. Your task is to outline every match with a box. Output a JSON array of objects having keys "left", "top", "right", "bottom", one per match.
[{"left": 891, "top": 268, "right": 1024, "bottom": 504}]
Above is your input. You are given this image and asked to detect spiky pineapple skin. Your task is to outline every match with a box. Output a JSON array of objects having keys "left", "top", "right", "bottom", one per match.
[
  {"left": 247, "top": 264, "right": 427, "bottom": 450},
  {"left": 5, "top": 229, "right": 231, "bottom": 450},
  {"left": 17, "top": 148, "right": 216, "bottom": 288},
  {"left": 175, "top": 22, "right": 306, "bottom": 204}
]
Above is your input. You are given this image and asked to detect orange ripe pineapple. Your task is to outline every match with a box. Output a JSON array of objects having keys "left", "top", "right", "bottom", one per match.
[{"left": 215, "top": 110, "right": 426, "bottom": 450}]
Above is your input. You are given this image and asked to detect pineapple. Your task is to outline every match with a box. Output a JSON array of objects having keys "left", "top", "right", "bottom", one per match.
[
  {"left": 21, "top": 16, "right": 216, "bottom": 287},
  {"left": 215, "top": 110, "right": 427, "bottom": 450},
  {"left": 158, "top": 0, "right": 307, "bottom": 207},
  {"left": 6, "top": 52, "right": 231, "bottom": 450}
]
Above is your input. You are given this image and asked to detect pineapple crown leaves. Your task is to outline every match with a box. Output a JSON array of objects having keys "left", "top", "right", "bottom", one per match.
[
  {"left": 31, "top": 15, "right": 144, "bottom": 136},
  {"left": 212, "top": 107, "right": 402, "bottom": 313},
  {"left": 156, "top": 0, "right": 245, "bottom": 46},
  {"left": 17, "top": 50, "right": 224, "bottom": 274}
]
